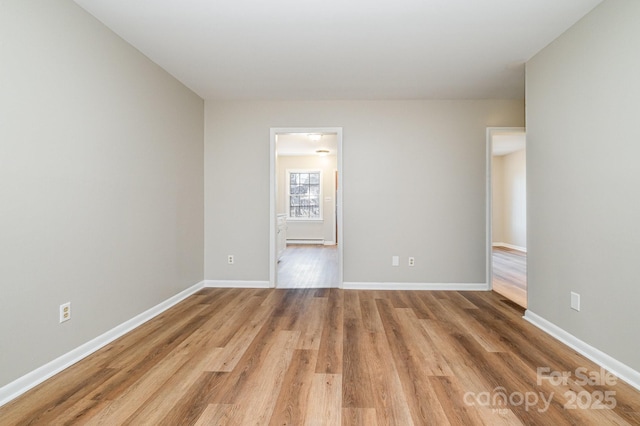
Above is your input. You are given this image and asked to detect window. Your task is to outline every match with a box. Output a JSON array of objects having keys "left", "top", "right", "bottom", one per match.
[{"left": 287, "top": 170, "right": 322, "bottom": 220}]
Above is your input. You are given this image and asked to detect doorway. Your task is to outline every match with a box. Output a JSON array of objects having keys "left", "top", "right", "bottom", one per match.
[
  {"left": 269, "top": 128, "right": 343, "bottom": 289},
  {"left": 487, "top": 127, "right": 527, "bottom": 307}
]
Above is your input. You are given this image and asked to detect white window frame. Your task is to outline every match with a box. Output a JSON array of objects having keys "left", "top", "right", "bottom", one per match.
[{"left": 286, "top": 169, "right": 323, "bottom": 221}]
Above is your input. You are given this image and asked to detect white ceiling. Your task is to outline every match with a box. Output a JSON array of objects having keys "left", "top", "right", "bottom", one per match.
[
  {"left": 277, "top": 133, "right": 338, "bottom": 157},
  {"left": 73, "top": 0, "right": 602, "bottom": 100}
]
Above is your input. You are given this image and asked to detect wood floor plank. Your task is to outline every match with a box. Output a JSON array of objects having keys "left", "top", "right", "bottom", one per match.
[
  {"left": 73, "top": 331, "right": 210, "bottom": 425},
  {"left": 103, "top": 303, "right": 210, "bottom": 370},
  {"left": 278, "top": 289, "right": 318, "bottom": 331},
  {"left": 296, "top": 296, "right": 327, "bottom": 350},
  {"left": 315, "top": 289, "right": 343, "bottom": 374},
  {"left": 203, "top": 301, "right": 275, "bottom": 372},
  {"left": 365, "top": 325, "right": 416, "bottom": 425},
  {"left": 342, "top": 407, "right": 379, "bottom": 426},
  {"left": 419, "top": 318, "right": 497, "bottom": 396},
  {"left": 358, "top": 291, "right": 384, "bottom": 333},
  {"left": 443, "top": 332, "right": 549, "bottom": 424},
  {"left": 203, "top": 292, "right": 268, "bottom": 348},
  {"left": 1, "top": 304, "right": 212, "bottom": 425},
  {"left": 193, "top": 404, "right": 241, "bottom": 426},
  {"left": 269, "top": 349, "right": 318, "bottom": 426},
  {"left": 85, "top": 291, "right": 260, "bottom": 424},
  {"left": 342, "top": 292, "right": 369, "bottom": 410},
  {"left": 207, "top": 314, "right": 292, "bottom": 405},
  {"left": 0, "top": 367, "right": 119, "bottom": 426},
  {"left": 375, "top": 299, "right": 450, "bottom": 424},
  {"left": 157, "top": 371, "right": 227, "bottom": 426},
  {"left": 118, "top": 338, "right": 228, "bottom": 425},
  {"left": 233, "top": 330, "right": 300, "bottom": 425},
  {"left": 433, "top": 290, "right": 479, "bottom": 310},
  {"left": 436, "top": 298, "right": 511, "bottom": 353},
  {"left": 95, "top": 313, "right": 211, "bottom": 401},
  {"left": 398, "top": 290, "right": 434, "bottom": 319},
  {"left": 461, "top": 292, "right": 589, "bottom": 375},
  {"left": 393, "top": 308, "right": 453, "bottom": 377},
  {"left": 493, "top": 351, "right": 635, "bottom": 426},
  {"left": 2, "top": 289, "right": 639, "bottom": 425},
  {"left": 428, "top": 376, "right": 488, "bottom": 426},
  {"left": 304, "top": 373, "right": 342, "bottom": 425},
  {"left": 342, "top": 316, "right": 376, "bottom": 409}
]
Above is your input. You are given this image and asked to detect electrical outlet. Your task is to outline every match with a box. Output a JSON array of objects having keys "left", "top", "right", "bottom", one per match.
[
  {"left": 392, "top": 256, "right": 399, "bottom": 267},
  {"left": 571, "top": 292, "right": 580, "bottom": 311},
  {"left": 408, "top": 257, "right": 415, "bottom": 267},
  {"left": 59, "top": 302, "right": 71, "bottom": 323},
  {"left": 227, "top": 255, "right": 234, "bottom": 265}
]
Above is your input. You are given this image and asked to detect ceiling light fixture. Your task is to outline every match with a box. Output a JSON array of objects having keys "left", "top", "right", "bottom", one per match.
[
  {"left": 308, "top": 134, "right": 322, "bottom": 142},
  {"left": 315, "top": 149, "right": 330, "bottom": 156}
]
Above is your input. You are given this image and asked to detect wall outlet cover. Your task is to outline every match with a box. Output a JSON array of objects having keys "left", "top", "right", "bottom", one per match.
[
  {"left": 59, "top": 302, "right": 71, "bottom": 323},
  {"left": 570, "top": 292, "right": 580, "bottom": 311}
]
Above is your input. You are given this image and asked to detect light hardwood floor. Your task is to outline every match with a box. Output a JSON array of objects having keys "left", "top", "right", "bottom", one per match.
[
  {"left": 277, "top": 245, "right": 338, "bottom": 289},
  {"left": 1, "top": 288, "right": 639, "bottom": 425},
  {"left": 492, "top": 246, "right": 527, "bottom": 308}
]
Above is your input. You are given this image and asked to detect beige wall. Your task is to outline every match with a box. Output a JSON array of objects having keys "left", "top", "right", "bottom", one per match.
[
  {"left": 0, "top": 0, "right": 204, "bottom": 387},
  {"left": 527, "top": 0, "right": 640, "bottom": 371},
  {"left": 204, "top": 99, "right": 524, "bottom": 283},
  {"left": 491, "top": 155, "right": 505, "bottom": 243},
  {"left": 503, "top": 149, "right": 527, "bottom": 248},
  {"left": 492, "top": 149, "right": 526, "bottom": 248},
  {"left": 277, "top": 155, "right": 337, "bottom": 243}
]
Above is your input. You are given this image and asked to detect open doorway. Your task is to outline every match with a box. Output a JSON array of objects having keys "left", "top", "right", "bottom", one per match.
[
  {"left": 487, "top": 128, "right": 527, "bottom": 308},
  {"left": 269, "top": 128, "right": 343, "bottom": 289}
]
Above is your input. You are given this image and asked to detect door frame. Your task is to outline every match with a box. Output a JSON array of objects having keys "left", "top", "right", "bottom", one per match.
[
  {"left": 269, "top": 127, "right": 344, "bottom": 288},
  {"left": 485, "top": 126, "right": 526, "bottom": 290}
]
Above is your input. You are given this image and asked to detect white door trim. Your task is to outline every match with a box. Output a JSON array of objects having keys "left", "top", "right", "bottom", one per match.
[{"left": 270, "top": 127, "right": 344, "bottom": 289}]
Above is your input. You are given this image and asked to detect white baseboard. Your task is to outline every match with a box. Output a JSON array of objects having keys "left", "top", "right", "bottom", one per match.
[
  {"left": 493, "top": 242, "right": 527, "bottom": 252},
  {"left": 0, "top": 281, "right": 205, "bottom": 408},
  {"left": 323, "top": 241, "right": 336, "bottom": 246},
  {"left": 524, "top": 310, "right": 640, "bottom": 391},
  {"left": 286, "top": 239, "right": 324, "bottom": 245},
  {"left": 343, "top": 282, "right": 489, "bottom": 291},
  {"left": 204, "top": 280, "right": 270, "bottom": 288}
]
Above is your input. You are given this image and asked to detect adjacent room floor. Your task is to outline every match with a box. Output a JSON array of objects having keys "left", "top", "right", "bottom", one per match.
[
  {"left": 492, "top": 246, "right": 527, "bottom": 308},
  {"left": 2, "top": 288, "right": 639, "bottom": 425},
  {"left": 277, "top": 244, "right": 339, "bottom": 289}
]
